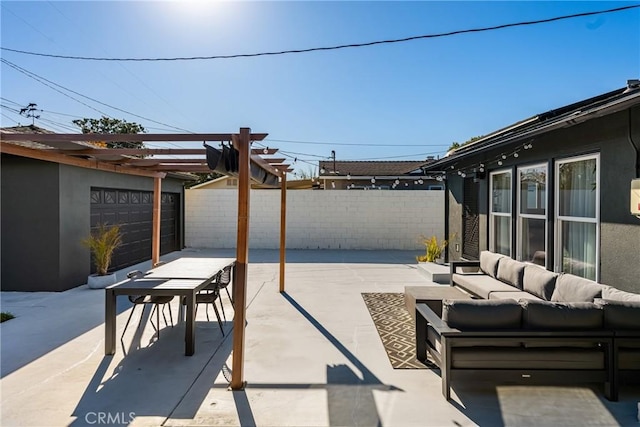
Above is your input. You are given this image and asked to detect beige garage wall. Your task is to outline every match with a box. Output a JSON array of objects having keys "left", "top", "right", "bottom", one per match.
[{"left": 185, "top": 189, "right": 444, "bottom": 250}]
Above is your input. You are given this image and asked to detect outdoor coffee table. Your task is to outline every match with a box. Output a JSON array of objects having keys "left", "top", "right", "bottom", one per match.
[
  {"left": 105, "top": 257, "right": 236, "bottom": 356},
  {"left": 404, "top": 285, "right": 473, "bottom": 320}
]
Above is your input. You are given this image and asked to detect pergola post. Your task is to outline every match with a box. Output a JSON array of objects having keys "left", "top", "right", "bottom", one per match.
[
  {"left": 279, "top": 173, "right": 287, "bottom": 293},
  {"left": 151, "top": 177, "right": 162, "bottom": 266},
  {"left": 231, "top": 127, "right": 251, "bottom": 390}
]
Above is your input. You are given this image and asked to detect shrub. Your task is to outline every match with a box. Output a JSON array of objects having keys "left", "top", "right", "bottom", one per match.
[
  {"left": 417, "top": 235, "right": 447, "bottom": 263},
  {"left": 82, "top": 223, "right": 123, "bottom": 275}
]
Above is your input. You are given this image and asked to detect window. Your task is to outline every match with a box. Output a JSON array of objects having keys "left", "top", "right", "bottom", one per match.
[
  {"left": 490, "top": 170, "right": 512, "bottom": 256},
  {"left": 555, "top": 154, "right": 599, "bottom": 280},
  {"left": 517, "top": 164, "right": 547, "bottom": 266},
  {"left": 226, "top": 178, "right": 238, "bottom": 187}
]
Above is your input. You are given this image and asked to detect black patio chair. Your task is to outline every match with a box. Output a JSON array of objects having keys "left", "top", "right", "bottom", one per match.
[
  {"left": 121, "top": 270, "right": 174, "bottom": 340},
  {"left": 203, "top": 265, "right": 233, "bottom": 321},
  {"left": 182, "top": 285, "right": 225, "bottom": 336}
]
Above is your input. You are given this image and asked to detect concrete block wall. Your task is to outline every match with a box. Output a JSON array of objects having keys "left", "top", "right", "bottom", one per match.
[{"left": 185, "top": 189, "right": 444, "bottom": 250}]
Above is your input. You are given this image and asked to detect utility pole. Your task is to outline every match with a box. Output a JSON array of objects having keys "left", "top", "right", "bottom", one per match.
[
  {"left": 331, "top": 150, "right": 336, "bottom": 173},
  {"left": 19, "top": 103, "right": 40, "bottom": 126}
]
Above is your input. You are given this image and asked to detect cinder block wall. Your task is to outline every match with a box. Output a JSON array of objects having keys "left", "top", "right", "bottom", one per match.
[{"left": 185, "top": 189, "right": 444, "bottom": 250}]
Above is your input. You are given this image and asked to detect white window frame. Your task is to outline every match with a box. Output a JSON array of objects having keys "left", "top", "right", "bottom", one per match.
[
  {"left": 489, "top": 169, "right": 513, "bottom": 256},
  {"left": 554, "top": 153, "right": 600, "bottom": 280},
  {"left": 517, "top": 163, "right": 548, "bottom": 266}
]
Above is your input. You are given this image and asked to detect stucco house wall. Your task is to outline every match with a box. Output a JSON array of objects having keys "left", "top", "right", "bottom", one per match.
[
  {"left": 442, "top": 104, "right": 640, "bottom": 293},
  {"left": 1, "top": 154, "right": 188, "bottom": 291}
]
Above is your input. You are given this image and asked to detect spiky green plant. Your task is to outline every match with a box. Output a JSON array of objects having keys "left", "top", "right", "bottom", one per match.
[
  {"left": 1, "top": 312, "right": 15, "bottom": 322},
  {"left": 82, "top": 223, "right": 123, "bottom": 275},
  {"left": 417, "top": 235, "right": 448, "bottom": 263}
]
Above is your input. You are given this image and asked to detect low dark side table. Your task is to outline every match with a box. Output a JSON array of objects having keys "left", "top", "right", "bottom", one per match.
[{"left": 404, "top": 285, "right": 473, "bottom": 320}]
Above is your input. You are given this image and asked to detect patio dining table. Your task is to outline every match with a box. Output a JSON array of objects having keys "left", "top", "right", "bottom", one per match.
[{"left": 104, "top": 257, "right": 236, "bottom": 356}]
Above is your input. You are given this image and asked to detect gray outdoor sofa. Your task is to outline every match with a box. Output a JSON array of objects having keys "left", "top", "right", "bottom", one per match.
[{"left": 416, "top": 250, "right": 640, "bottom": 401}]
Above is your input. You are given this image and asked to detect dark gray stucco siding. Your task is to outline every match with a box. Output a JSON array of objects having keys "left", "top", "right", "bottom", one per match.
[
  {"left": 1, "top": 155, "right": 60, "bottom": 291},
  {"left": 58, "top": 165, "right": 187, "bottom": 290},
  {"left": 443, "top": 107, "right": 640, "bottom": 292},
  {"left": 1, "top": 155, "right": 188, "bottom": 292}
]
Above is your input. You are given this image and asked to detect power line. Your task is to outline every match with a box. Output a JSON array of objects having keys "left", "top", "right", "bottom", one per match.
[
  {"left": 1, "top": 58, "right": 194, "bottom": 133},
  {"left": 1, "top": 59, "right": 113, "bottom": 117},
  {"left": 1, "top": 5, "right": 637, "bottom": 61},
  {"left": 265, "top": 138, "right": 450, "bottom": 147}
]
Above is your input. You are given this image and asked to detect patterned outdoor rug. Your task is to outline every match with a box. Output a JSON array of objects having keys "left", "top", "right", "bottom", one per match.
[{"left": 362, "top": 292, "right": 435, "bottom": 369}]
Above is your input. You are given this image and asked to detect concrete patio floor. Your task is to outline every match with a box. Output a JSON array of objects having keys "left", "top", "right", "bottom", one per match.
[{"left": 1, "top": 249, "right": 638, "bottom": 427}]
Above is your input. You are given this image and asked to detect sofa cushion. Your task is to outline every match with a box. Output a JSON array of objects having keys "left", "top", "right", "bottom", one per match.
[
  {"left": 479, "top": 250, "right": 504, "bottom": 279},
  {"left": 488, "top": 291, "right": 543, "bottom": 301},
  {"left": 426, "top": 324, "right": 521, "bottom": 353},
  {"left": 442, "top": 299, "right": 522, "bottom": 330},
  {"left": 602, "top": 287, "right": 640, "bottom": 302},
  {"left": 550, "top": 274, "right": 607, "bottom": 302},
  {"left": 523, "top": 264, "right": 559, "bottom": 300},
  {"left": 522, "top": 300, "right": 603, "bottom": 330},
  {"left": 598, "top": 299, "right": 640, "bottom": 330},
  {"left": 452, "top": 274, "right": 518, "bottom": 299},
  {"left": 496, "top": 257, "right": 526, "bottom": 289}
]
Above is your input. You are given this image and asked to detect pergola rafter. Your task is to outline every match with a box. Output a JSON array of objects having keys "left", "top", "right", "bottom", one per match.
[{"left": 0, "top": 127, "right": 288, "bottom": 391}]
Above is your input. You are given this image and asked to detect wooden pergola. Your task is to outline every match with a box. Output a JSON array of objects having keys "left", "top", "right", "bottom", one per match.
[{"left": 0, "top": 127, "right": 290, "bottom": 390}]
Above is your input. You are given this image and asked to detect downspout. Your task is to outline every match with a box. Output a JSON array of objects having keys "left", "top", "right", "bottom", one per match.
[
  {"left": 628, "top": 106, "right": 640, "bottom": 178},
  {"left": 624, "top": 80, "right": 640, "bottom": 177}
]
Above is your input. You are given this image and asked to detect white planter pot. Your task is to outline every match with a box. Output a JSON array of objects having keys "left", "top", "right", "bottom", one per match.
[{"left": 87, "top": 273, "right": 118, "bottom": 289}]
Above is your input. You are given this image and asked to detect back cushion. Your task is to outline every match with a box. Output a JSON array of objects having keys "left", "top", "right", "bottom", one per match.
[
  {"left": 479, "top": 251, "right": 504, "bottom": 279},
  {"left": 602, "top": 287, "right": 640, "bottom": 302},
  {"left": 600, "top": 300, "right": 640, "bottom": 329},
  {"left": 496, "top": 258, "right": 526, "bottom": 289},
  {"left": 523, "top": 265, "right": 559, "bottom": 300},
  {"left": 522, "top": 300, "right": 603, "bottom": 330},
  {"left": 442, "top": 299, "right": 522, "bottom": 329},
  {"left": 551, "top": 274, "right": 606, "bottom": 302}
]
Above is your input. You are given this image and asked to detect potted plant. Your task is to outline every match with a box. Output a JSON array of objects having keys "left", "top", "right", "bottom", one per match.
[
  {"left": 417, "top": 235, "right": 448, "bottom": 264},
  {"left": 83, "top": 223, "right": 123, "bottom": 289}
]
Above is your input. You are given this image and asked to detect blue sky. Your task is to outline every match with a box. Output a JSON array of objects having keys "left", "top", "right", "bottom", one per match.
[{"left": 1, "top": 1, "right": 639, "bottom": 177}]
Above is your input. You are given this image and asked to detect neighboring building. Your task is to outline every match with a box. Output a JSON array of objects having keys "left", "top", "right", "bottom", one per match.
[
  {"left": 191, "top": 175, "right": 239, "bottom": 189},
  {"left": 191, "top": 175, "right": 315, "bottom": 190},
  {"left": 318, "top": 160, "right": 441, "bottom": 190},
  {"left": 1, "top": 126, "right": 194, "bottom": 292},
  {"left": 423, "top": 80, "right": 640, "bottom": 293}
]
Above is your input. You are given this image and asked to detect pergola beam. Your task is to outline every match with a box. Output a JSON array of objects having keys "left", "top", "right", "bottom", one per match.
[
  {"left": 0, "top": 141, "right": 166, "bottom": 179},
  {"left": 56, "top": 148, "right": 207, "bottom": 156},
  {"left": 251, "top": 148, "right": 278, "bottom": 155},
  {"left": 2, "top": 133, "right": 268, "bottom": 143}
]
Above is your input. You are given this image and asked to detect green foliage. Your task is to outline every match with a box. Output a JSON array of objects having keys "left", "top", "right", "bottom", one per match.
[
  {"left": 417, "top": 235, "right": 448, "bottom": 263},
  {"left": 72, "top": 116, "right": 146, "bottom": 150},
  {"left": 0, "top": 312, "right": 15, "bottom": 323},
  {"left": 294, "top": 166, "right": 318, "bottom": 180},
  {"left": 447, "top": 135, "right": 485, "bottom": 152},
  {"left": 82, "top": 223, "right": 123, "bottom": 276}
]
